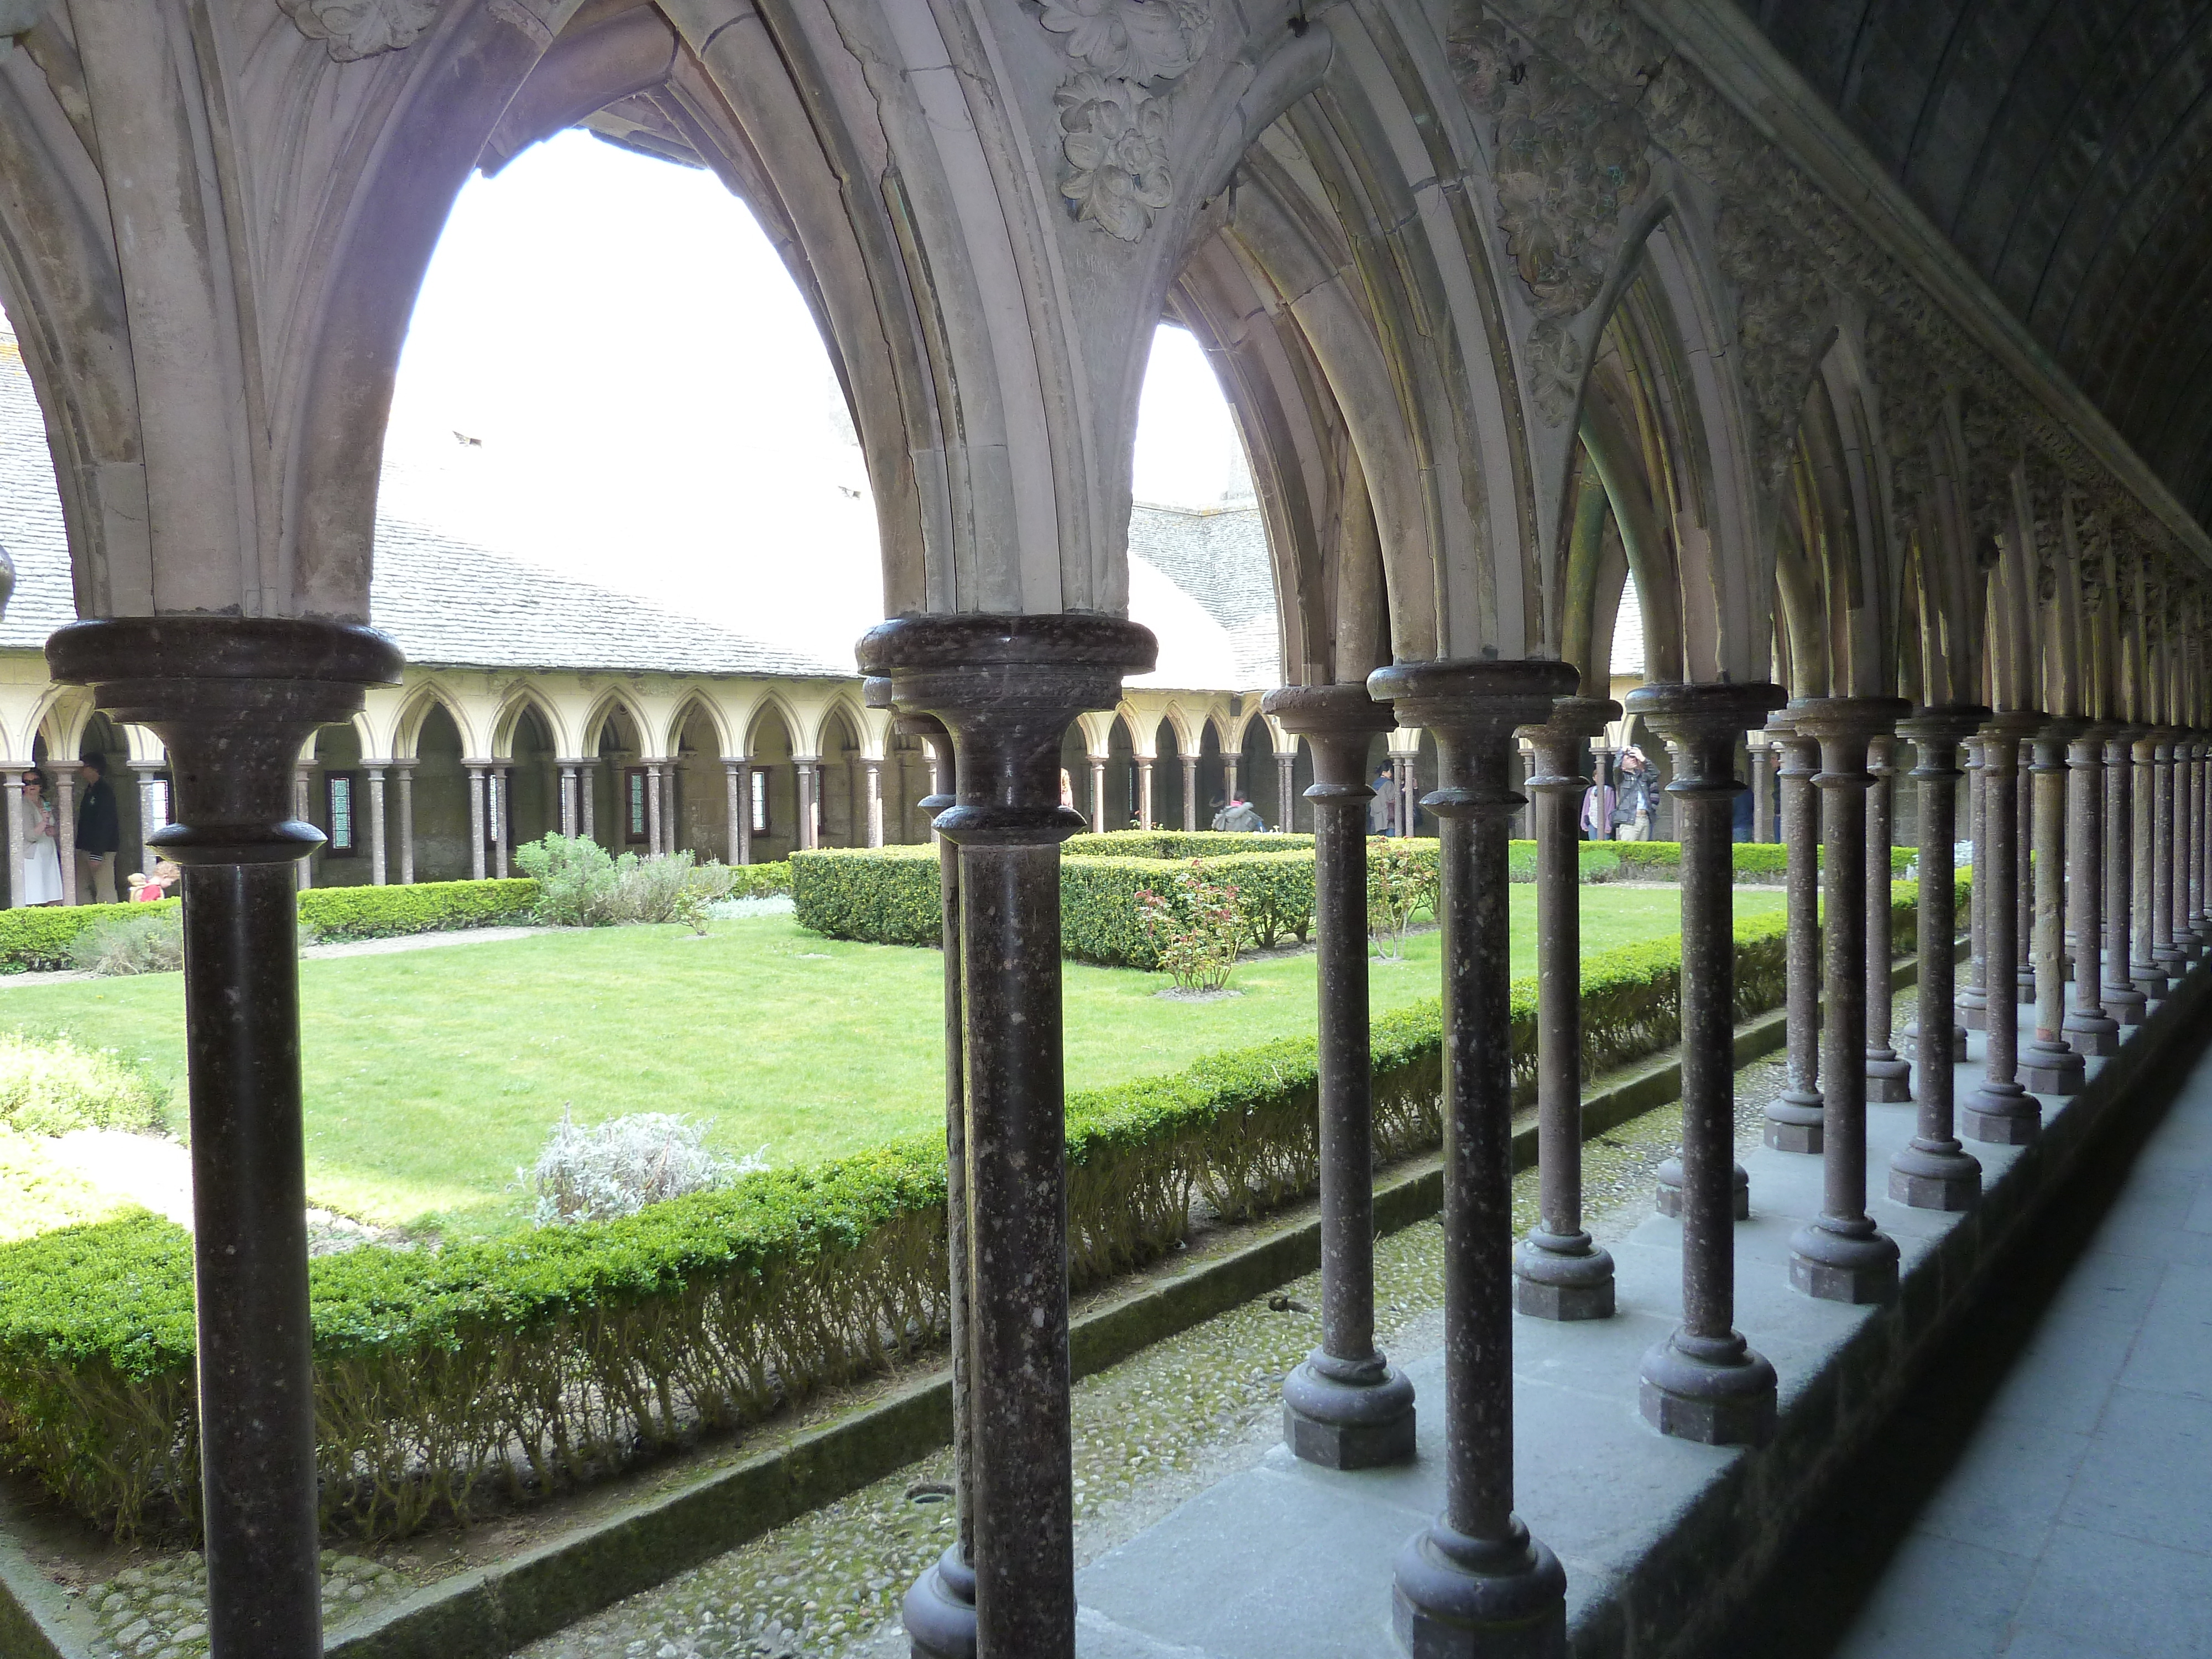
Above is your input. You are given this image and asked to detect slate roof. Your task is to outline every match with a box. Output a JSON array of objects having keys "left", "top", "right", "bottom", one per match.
[{"left": 0, "top": 329, "right": 1274, "bottom": 689}]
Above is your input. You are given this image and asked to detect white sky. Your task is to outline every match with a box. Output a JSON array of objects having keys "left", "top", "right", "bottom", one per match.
[{"left": 384, "top": 130, "right": 1248, "bottom": 667}]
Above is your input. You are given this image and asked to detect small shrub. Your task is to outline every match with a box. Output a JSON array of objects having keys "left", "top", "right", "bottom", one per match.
[
  {"left": 525, "top": 1110, "right": 760, "bottom": 1225},
  {"left": 513, "top": 834, "right": 623, "bottom": 925},
  {"left": 67, "top": 914, "right": 184, "bottom": 977},
  {"left": 0, "top": 1032, "right": 168, "bottom": 1135},
  {"left": 1367, "top": 837, "right": 1439, "bottom": 960},
  {"left": 514, "top": 836, "right": 740, "bottom": 930},
  {"left": 1136, "top": 862, "right": 1243, "bottom": 993}
]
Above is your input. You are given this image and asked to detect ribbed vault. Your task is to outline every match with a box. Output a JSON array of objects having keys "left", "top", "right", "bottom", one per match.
[{"left": 1745, "top": 0, "right": 2212, "bottom": 527}]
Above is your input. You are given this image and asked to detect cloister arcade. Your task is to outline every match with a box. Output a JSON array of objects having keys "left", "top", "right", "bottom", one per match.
[{"left": 2, "top": 2, "right": 2210, "bottom": 1657}]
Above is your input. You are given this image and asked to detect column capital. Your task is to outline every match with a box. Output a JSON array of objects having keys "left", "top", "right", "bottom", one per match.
[
  {"left": 859, "top": 613, "right": 1154, "bottom": 848},
  {"left": 46, "top": 617, "right": 400, "bottom": 867},
  {"left": 1262, "top": 683, "right": 1392, "bottom": 794},
  {"left": 1367, "top": 657, "right": 1577, "bottom": 737},
  {"left": 1626, "top": 680, "right": 1787, "bottom": 746},
  {"left": 1897, "top": 703, "right": 1990, "bottom": 747},
  {"left": 1788, "top": 694, "right": 1913, "bottom": 742},
  {"left": 1520, "top": 693, "right": 1619, "bottom": 743}
]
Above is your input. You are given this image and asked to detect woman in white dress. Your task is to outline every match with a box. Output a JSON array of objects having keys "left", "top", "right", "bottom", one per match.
[{"left": 19, "top": 771, "right": 63, "bottom": 905}]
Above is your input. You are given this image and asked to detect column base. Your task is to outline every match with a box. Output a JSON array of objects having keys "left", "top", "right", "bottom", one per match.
[
  {"left": 1961, "top": 1081, "right": 2042, "bottom": 1145},
  {"left": 901, "top": 1544, "right": 977, "bottom": 1659},
  {"left": 1901, "top": 1019, "right": 1970, "bottom": 1056},
  {"left": 1762, "top": 1090, "right": 1824, "bottom": 1154},
  {"left": 1392, "top": 1517, "right": 1566, "bottom": 1659},
  {"left": 1282, "top": 1352, "right": 1417, "bottom": 1469},
  {"left": 2016, "top": 972, "right": 2036, "bottom": 1004},
  {"left": 1788, "top": 1218, "right": 1900, "bottom": 1304},
  {"left": 1512, "top": 1233, "right": 1615, "bottom": 1322},
  {"left": 2154, "top": 946, "right": 2189, "bottom": 975},
  {"left": 1638, "top": 1330, "right": 1777, "bottom": 1447},
  {"left": 2107, "top": 984, "right": 2150, "bottom": 1026},
  {"left": 1888, "top": 1138, "right": 1983, "bottom": 1211},
  {"left": 2018, "top": 1039, "right": 2086, "bottom": 1095},
  {"left": 2132, "top": 967, "right": 2169, "bottom": 999},
  {"left": 1655, "top": 1156, "right": 1749, "bottom": 1219},
  {"left": 1865, "top": 1050, "right": 1913, "bottom": 1103},
  {"left": 2063, "top": 1009, "right": 2122, "bottom": 1057},
  {"left": 1959, "top": 991, "right": 1989, "bottom": 1031}
]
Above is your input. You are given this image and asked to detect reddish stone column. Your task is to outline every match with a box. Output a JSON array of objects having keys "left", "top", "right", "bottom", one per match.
[
  {"left": 1265, "top": 684, "right": 1416, "bottom": 1464},
  {"left": 1865, "top": 733, "right": 1913, "bottom": 1102},
  {"left": 2020, "top": 725, "right": 2087, "bottom": 1094},
  {"left": 1371, "top": 658, "right": 1574, "bottom": 1659},
  {"left": 1626, "top": 681, "right": 1787, "bottom": 1447},
  {"left": 2104, "top": 729, "right": 2148, "bottom": 1025},
  {"left": 1765, "top": 709, "right": 1825, "bottom": 1152},
  {"left": 1964, "top": 714, "right": 2044, "bottom": 1145},
  {"left": 1960, "top": 739, "right": 1989, "bottom": 1030},
  {"left": 863, "top": 614, "right": 1154, "bottom": 1659},
  {"left": 50, "top": 617, "right": 401, "bottom": 1659},
  {"left": 2063, "top": 729, "right": 2120, "bottom": 1056}
]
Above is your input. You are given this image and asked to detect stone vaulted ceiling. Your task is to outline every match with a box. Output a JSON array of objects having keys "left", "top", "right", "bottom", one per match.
[{"left": 1741, "top": 0, "right": 2212, "bottom": 529}]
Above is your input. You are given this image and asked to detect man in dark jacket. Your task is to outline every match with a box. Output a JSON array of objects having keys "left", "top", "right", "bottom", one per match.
[{"left": 75, "top": 753, "right": 120, "bottom": 904}]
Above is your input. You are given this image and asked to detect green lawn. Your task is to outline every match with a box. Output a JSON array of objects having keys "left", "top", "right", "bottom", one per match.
[{"left": 0, "top": 887, "right": 1778, "bottom": 1237}]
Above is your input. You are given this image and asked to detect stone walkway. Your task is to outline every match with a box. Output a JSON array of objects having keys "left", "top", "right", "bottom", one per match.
[{"left": 1832, "top": 1040, "right": 2212, "bottom": 1659}]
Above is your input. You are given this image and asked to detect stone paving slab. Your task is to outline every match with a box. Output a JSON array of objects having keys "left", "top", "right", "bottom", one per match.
[
  {"left": 1072, "top": 1018, "right": 2184, "bottom": 1659},
  {"left": 1833, "top": 1052, "right": 2212, "bottom": 1658}
]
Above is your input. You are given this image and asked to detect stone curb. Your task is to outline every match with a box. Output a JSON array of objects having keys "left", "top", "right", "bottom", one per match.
[{"left": 0, "top": 950, "right": 1928, "bottom": 1659}]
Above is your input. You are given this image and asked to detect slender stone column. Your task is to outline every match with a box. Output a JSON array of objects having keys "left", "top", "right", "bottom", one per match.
[
  {"left": 884, "top": 694, "right": 978, "bottom": 1659},
  {"left": 2064, "top": 732, "right": 2121, "bottom": 1056},
  {"left": 1224, "top": 755, "right": 1240, "bottom": 806},
  {"left": 1964, "top": 715, "right": 2043, "bottom": 1144},
  {"left": 794, "top": 758, "right": 819, "bottom": 851},
  {"left": 2172, "top": 733, "right": 2199, "bottom": 958},
  {"left": 1766, "top": 712, "right": 1824, "bottom": 1152},
  {"left": 1136, "top": 758, "right": 1154, "bottom": 829},
  {"left": 556, "top": 763, "right": 576, "bottom": 839},
  {"left": 2018, "top": 726, "right": 2087, "bottom": 1093},
  {"left": 55, "top": 773, "right": 77, "bottom": 904},
  {"left": 367, "top": 767, "right": 388, "bottom": 886},
  {"left": 1787, "top": 698, "right": 1906, "bottom": 1304},
  {"left": 1751, "top": 737, "right": 1776, "bottom": 843},
  {"left": 466, "top": 764, "right": 487, "bottom": 881},
  {"left": 719, "top": 761, "right": 740, "bottom": 863},
  {"left": 1265, "top": 684, "right": 1416, "bottom": 1464},
  {"left": 1371, "top": 657, "right": 1573, "bottom": 1659},
  {"left": 1891, "top": 709, "right": 1985, "bottom": 1209},
  {"left": 396, "top": 764, "right": 415, "bottom": 884},
  {"left": 4, "top": 778, "right": 24, "bottom": 906},
  {"left": 2130, "top": 731, "right": 2167, "bottom": 997},
  {"left": 1088, "top": 759, "right": 1107, "bottom": 833},
  {"left": 2154, "top": 732, "right": 2185, "bottom": 976},
  {"left": 662, "top": 763, "right": 680, "bottom": 855},
  {"left": 2104, "top": 731, "right": 2147, "bottom": 1025},
  {"left": 132, "top": 761, "right": 166, "bottom": 879},
  {"left": 1626, "top": 681, "right": 1785, "bottom": 1446},
  {"left": 492, "top": 766, "right": 512, "bottom": 878},
  {"left": 1395, "top": 752, "right": 1418, "bottom": 838},
  {"left": 1515, "top": 697, "right": 1620, "bottom": 1321},
  {"left": 1181, "top": 753, "right": 1198, "bottom": 831},
  {"left": 293, "top": 769, "right": 314, "bottom": 891},
  {"left": 863, "top": 614, "right": 1154, "bottom": 1659},
  {"left": 865, "top": 758, "right": 885, "bottom": 848},
  {"left": 1278, "top": 750, "right": 1297, "bottom": 832},
  {"left": 1961, "top": 739, "right": 1989, "bottom": 1029},
  {"left": 2190, "top": 735, "right": 2209, "bottom": 947},
  {"left": 50, "top": 617, "right": 400, "bottom": 1659},
  {"left": 2014, "top": 750, "right": 2034, "bottom": 1003},
  {"left": 1865, "top": 734, "right": 1912, "bottom": 1102}
]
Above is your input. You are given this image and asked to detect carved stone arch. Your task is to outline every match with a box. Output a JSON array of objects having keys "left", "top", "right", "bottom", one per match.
[
  {"left": 1557, "top": 452, "right": 1632, "bottom": 697},
  {"left": 1116, "top": 702, "right": 1163, "bottom": 758},
  {"left": 661, "top": 687, "right": 734, "bottom": 760},
  {"left": 491, "top": 684, "right": 572, "bottom": 761},
  {"left": 393, "top": 681, "right": 479, "bottom": 761},
  {"left": 742, "top": 690, "right": 803, "bottom": 758},
  {"left": 579, "top": 685, "right": 652, "bottom": 760}
]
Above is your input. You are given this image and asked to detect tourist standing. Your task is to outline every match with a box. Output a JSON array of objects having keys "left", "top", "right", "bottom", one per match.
[
  {"left": 74, "top": 753, "right": 119, "bottom": 904},
  {"left": 18, "top": 772, "right": 61, "bottom": 905},
  {"left": 1611, "top": 748, "right": 1655, "bottom": 841},
  {"left": 1212, "top": 792, "right": 1265, "bottom": 833},
  {"left": 1368, "top": 763, "right": 1398, "bottom": 836}
]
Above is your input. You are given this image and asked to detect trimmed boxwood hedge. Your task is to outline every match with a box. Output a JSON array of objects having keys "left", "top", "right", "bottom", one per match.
[
  {"left": 1064, "top": 830, "right": 1315, "bottom": 858},
  {"left": 0, "top": 899, "right": 181, "bottom": 972},
  {"left": 0, "top": 880, "right": 1952, "bottom": 1541}
]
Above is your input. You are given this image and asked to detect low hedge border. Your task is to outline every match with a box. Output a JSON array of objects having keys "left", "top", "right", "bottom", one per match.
[
  {"left": 0, "top": 864, "right": 797, "bottom": 972},
  {"left": 0, "top": 881, "right": 1954, "bottom": 1542}
]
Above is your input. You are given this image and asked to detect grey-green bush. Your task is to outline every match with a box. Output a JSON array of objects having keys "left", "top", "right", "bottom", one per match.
[
  {"left": 67, "top": 914, "right": 185, "bottom": 977},
  {"left": 0, "top": 1032, "right": 168, "bottom": 1135}
]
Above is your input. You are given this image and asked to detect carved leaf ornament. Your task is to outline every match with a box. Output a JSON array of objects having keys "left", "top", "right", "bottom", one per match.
[
  {"left": 1043, "top": 0, "right": 1210, "bottom": 242},
  {"left": 279, "top": 0, "right": 437, "bottom": 60}
]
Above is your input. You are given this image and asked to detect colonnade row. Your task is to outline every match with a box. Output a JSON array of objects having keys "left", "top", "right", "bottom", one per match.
[{"left": 875, "top": 624, "right": 2212, "bottom": 1659}]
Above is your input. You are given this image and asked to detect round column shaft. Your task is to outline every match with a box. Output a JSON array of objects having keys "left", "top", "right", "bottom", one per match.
[
  {"left": 1371, "top": 659, "right": 1574, "bottom": 1659},
  {"left": 2132, "top": 732, "right": 2168, "bottom": 996},
  {"left": 2190, "top": 736, "right": 2209, "bottom": 947},
  {"left": 1890, "top": 709, "right": 1985, "bottom": 1209},
  {"left": 1961, "top": 740, "right": 1990, "bottom": 1030},
  {"left": 885, "top": 696, "right": 978, "bottom": 1659},
  {"left": 1963, "top": 716, "right": 2043, "bottom": 1145},
  {"left": 1787, "top": 698, "right": 1906, "bottom": 1305},
  {"left": 2104, "top": 731, "right": 2148, "bottom": 1025},
  {"left": 50, "top": 617, "right": 401, "bottom": 1659},
  {"left": 1628, "top": 682, "right": 1786, "bottom": 1448},
  {"left": 2020, "top": 727, "right": 2088, "bottom": 1094},
  {"left": 863, "top": 614, "right": 1156, "bottom": 1659},
  {"left": 2154, "top": 732, "right": 2185, "bottom": 974},
  {"left": 1765, "top": 712, "right": 1825, "bottom": 1151},
  {"left": 1514, "top": 698, "right": 1621, "bottom": 1322},
  {"left": 1865, "top": 733, "right": 1913, "bottom": 1102},
  {"left": 2063, "top": 732, "right": 2120, "bottom": 1057},
  {"left": 1751, "top": 739, "right": 1776, "bottom": 843},
  {"left": 2015, "top": 747, "right": 2035, "bottom": 1003},
  {"left": 1265, "top": 684, "right": 1417, "bottom": 1467},
  {"left": 1277, "top": 750, "right": 1298, "bottom": 833}
]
